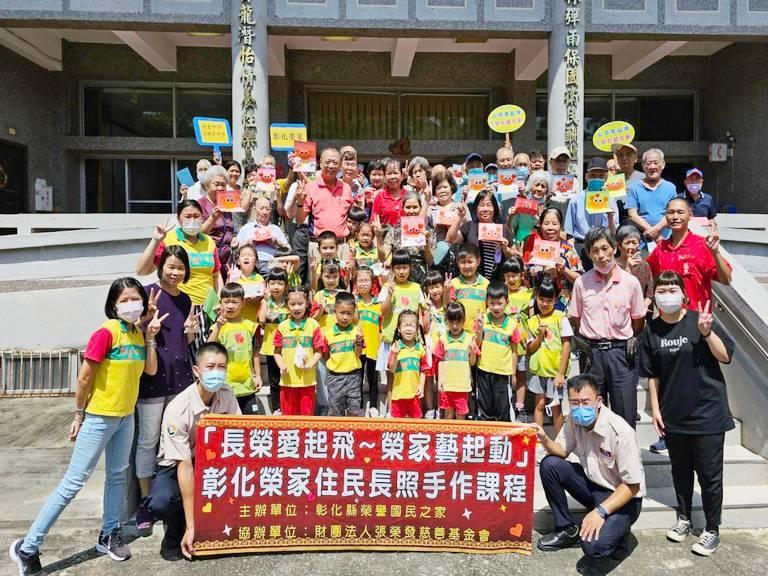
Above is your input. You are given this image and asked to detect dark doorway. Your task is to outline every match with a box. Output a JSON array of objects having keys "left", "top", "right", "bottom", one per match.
[{"left": 0, "top": 139, "right": 26, "bottom": 213}]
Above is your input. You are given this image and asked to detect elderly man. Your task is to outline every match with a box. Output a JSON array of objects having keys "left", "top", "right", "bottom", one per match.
[
  {"left": 548, "top": 146, "right": 579, "bottom": 218},
  {"left": 680, "top": 168, "right": 716, "bottom": 219},
  {"left": 181, "top": 159, "right": 211, "bottom": 201},
  {"left": 496, "top": 145, "right": 515, "bottom": 169},
  {"left": 613, "top": 143, "right": 643, "bottom": 184},
  {"left": 625, "top": 148, "right": 677, "bottom": 246},
  {"left": 534, "top": 374, "right": 645, "bottom": 558}
]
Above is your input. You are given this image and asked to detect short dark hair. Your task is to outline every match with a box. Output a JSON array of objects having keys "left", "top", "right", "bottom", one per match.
[
  {"left": 445, "top": 301, "right": 466, "bottom": 323},
  {"left": 348, "top": 206, "right": 367, "bottom": 223},
  {"left": 666, "top": 196, "right": 691, "bottom": 212},
  {"left": 486, "top": 281, "right": 508, "bottom": 301},
  {"left": 195, "top": 342, "right": 228, "bottom": 365},
  {"left": 567, "top": 373, "right": 600, "bottom": 395},
  {"left": 584, "top": 226, "right": 617, "bottom": 253},
  {"left": 273, "top": 245, "right": 294, "bottom": 258},
  {"left": 334, "top": 291, "right": 356, "bottom": 308},
  {"left": 367, "top": 159, "right": 385, "bottom": 175},
  {"left": 469, "top": 189, "right": 501, "bottom": 223},
  {"left": 356, "top": 265, "right": 374, "bottom": 281},
  {"left": 243, "top": 163, "right": 259, "bottom": 177},
  {"left": 501, "top": 256, "right": 524, "bottom": 275},
  {"left": 385, "top": 158, "right": 401, "bottom": 173},
  {"left": 391, "top": 249, "right": 412, "bottom": 267},
  {"left": 236, "top": 243, "right": 258, "bottom": 259},
  {"left": 158, "top": 245, "right": 191, "bottom": 283},
  {"left": 424, "top": 270, "right": 445, "bottom": 288},
  {"left": 654, "top": 270, "right": 687, "bottom": 295},
  {"left": 457, "top": 243, "right": 481, "bottom": 261},
  {"left": 286, "top": 285, "right": 310, "bottom": 315},
  {"left": 317, "top": 230, "right": 338, "bottom": 246},
  {"left": 220, "top": 282, "right": 245, "bottom": 300},
  {"left": 320, "top": 259, "right": 341, "bottom": 276},
  {"left": 529, "top": 149, "right": 544, "bottom": 160},
  {"left": 223, "top": 160, "right": 242, "bottom": 172},
  {"left": 431, "top": 172, "right": 458, "bottom": 196},
  {"left": 538, "top": 207, "right": 563, "bottom": 227},
  {"left": 104, "top": 277, "right": 148, "bottom": 320},
  {"left": 535, "top": 275, "right": 560, "bottom": 299},
  {"left": 176, "top": 199, "right": 203, "bottom": 219},
  {"left": 266, "top": 267, "right": 288, "bottom": 283}
]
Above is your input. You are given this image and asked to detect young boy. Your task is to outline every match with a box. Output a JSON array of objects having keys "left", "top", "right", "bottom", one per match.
[
  {"left": 475, "top": 282, "right": 523, "bottom": 422},
  {"left": 208, "top": 283, "right": 262, "bottom": 413},
  {"left": 323, "top": 292, "right": 365, "bottom": 416},
  {"left": 147, "top": 342, "right": 240, "bottom": 561},
  {"left": 271, "top": 245, "right": 303, "bottom": 286},
  {"left": 258, "top": 268, "right": 289, "bottom": 414},
  {"left": 432, "top": 302, "right": 478, "bottom": 420},
  {"left": 502, "top": 256, "right": 533, "bottom": 421},
  {"left": 448, "top": 243, "right": 490, "bottom": 333}
]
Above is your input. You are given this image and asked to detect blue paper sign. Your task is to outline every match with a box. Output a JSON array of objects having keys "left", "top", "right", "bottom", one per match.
[
  {"left": 192, "top": 117, "right": 232, "bottom": 147},
  {"left": 176, "top": 167, "right": 195, "bottom": 187}
]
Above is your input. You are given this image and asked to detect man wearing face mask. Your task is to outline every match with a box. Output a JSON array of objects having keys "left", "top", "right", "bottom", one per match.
[
  {"left": 534, "top": 373, "right": 645, "bottom": 558},
  {"left": 146, "top": 342, "right": 240, "bottom": 562},
  {"left": 181, "top": 159, "right": 211, "bottom": 202},
  {"left": 679, "top": 168, "right": 716, "bottom": 219}
]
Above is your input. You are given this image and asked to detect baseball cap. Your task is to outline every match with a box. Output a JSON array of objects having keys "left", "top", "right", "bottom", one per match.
[
  {"left": 586, "top": 157, "right": 609, "bottom": 172},
  {"left": 484, "top": 163, "right": 498, "bottom": 172},
  {"left": 549, "top": 146, "right": 572, "bottom": 160},
  {"left": 465, "top": 152, "right": 483, "bottom": 164},
  {"left": 611, "top": 142, "right": 637, "bottom": 154},
  {"left": 686, "top": 168, "right": 703, "bottom": 178}
]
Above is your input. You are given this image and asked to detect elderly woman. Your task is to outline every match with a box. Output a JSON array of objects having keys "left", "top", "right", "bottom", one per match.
[
  {"left": 236, "top": 196, "right": 291, "bottom": 276},
  {"left": 198, "top": 164, "right": 235, "bottom": 270},
  {"left": 615, "top": 224, "right": 654, "bottom": 313},
  {"left": 406, "top": 156, "right": 431, "bottom": 196},
  {"left": 508, "top": 169, "right": 550, "bottom": 244}
]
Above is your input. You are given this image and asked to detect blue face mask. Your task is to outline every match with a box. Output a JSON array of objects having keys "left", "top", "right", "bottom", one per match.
[
  {"left": 200, "top": 370, "right": 226, "bottom": 393},
  {"left": 515, "top": 166, "right": 530, "bottom": 181},
  {"left": 571, "top": 405, "right": 597, "bottom": 427},
  {"left": 587, "top": 178, "right": 605, "bottom": 192}
]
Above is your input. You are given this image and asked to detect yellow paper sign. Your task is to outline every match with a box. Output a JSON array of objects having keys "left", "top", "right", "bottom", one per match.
[
  {"left": 270, "top": 123, "right": 307, "bottom": 152},
  {"left": 487, "top": 105, "right": 526, "bottom": 134},
  {"left": 604, "top": 173, "right": 627, "bottom": 198},
  {"left": 585, "top": 190, "right": 614, "bottom": 214},
  {"left": 592, "top": 121, "right": 635, "bottom": 152},
  {"left": 193, "top": 118, "right": 232, "bottom": 146}
]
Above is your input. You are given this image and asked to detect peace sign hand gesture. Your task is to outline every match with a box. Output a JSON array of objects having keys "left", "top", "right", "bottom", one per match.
[
  {"left": 146, "top": 310, "right": 169, "bottom": 338},
  {"left": 184, "top": 308, "right": 200, "bottom": 334},
  {"left": 705, "top": 220, "right": 721, "bottom": 255},
  {"left": 153, "top": 218, "right": 174, "bottom": 242},
  {"left": 146, "top": 287, "right": 162, "bottom": 319},
  {"left": 697, "top": 300, "right": 713, "bottom": 336}
]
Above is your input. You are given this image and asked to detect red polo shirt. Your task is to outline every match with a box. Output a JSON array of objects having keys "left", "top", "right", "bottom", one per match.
[
  {"left": 304, "top": 175, "right": 353, "bottom": 237},
  {"left": 371, "top": 188, "right": 405, "bottom": 227},
  {"left": 647, "top": 231, "right": 728, "bottom": 311}
]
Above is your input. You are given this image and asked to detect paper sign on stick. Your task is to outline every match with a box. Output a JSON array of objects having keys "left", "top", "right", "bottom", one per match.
[
  {"left": 529, "top": 239, "right": 561, "bottom": 267},
  {"left": 193, "top": 117, "right": 232, "bottom": 147},
  {"left": 585, "top": 190, "right": 614, "bottom": 214},
  {"left": 270, "top": 123, "right": 307, "bottom": 152},
  {"left": 514, "top": 197, "right": 539, "bottom": 217},
  {"left": 604, "top": 173, "right": 627, "bottom": 198},
  {"left": 479, "top": 223, "right": 504, "bottom": 243},
  {"left": 593, "top": 121, "right": 635, "bottom": 153},
  {"left": 401, "top": 216, "right": 426, "bottom": 247},
  {"left": 293, "top": 141, "right": 317, "bottom": 173},
  {"left": 216, "top": 190, "right": 244, "bottom": 212},
  {"left": 487, "top": 104, "right": 526, "bottom": 134}
]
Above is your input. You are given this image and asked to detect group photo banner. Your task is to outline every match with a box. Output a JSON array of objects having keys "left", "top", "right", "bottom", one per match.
[{"left": 194, "top": 416, "right": 536, "bottom": 556}]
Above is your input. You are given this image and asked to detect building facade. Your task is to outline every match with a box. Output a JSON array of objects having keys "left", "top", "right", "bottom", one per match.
[{"left": 0, "top": 0, "right": 766, "bottom": 216}]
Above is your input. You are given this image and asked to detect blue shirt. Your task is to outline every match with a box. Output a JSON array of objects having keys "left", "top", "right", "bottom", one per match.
[
  {"left": 626, "top": 178, "right": 677, "bottom": 239},
  {"left": 679, "top": 191, "right": 716, "bottom": 219},
  {"left": 564, "top": 191, "right": 619, "bottom": 241}
]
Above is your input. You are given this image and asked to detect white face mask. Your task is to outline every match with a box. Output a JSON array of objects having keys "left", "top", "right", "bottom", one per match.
[
  {"left": 655, "top": 292, "right": 683, "bottom": 314},
  {"left": 116, "top": 300, "right": 144, "bottom": 324},
  {"left": 196, "top": 170, "right": 208, "bottom": 183},
  {"left": 182, "top": 218, "right": 202, "bottom": 236}
]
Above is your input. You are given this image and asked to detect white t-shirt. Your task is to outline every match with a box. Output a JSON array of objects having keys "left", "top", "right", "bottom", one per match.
[{"left": 186, "top": 181, "right": 205, "bottom": 201}]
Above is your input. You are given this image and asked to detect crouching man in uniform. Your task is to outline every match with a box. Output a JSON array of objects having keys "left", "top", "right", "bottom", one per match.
[
  {"left": 146, "top": 342, "right": 240, "bottom": 561},
  {"left": 533, "top": 373, "right": 645, "bottom": 558}
]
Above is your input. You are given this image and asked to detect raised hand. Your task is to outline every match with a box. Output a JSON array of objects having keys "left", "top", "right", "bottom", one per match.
[
  {"left": 705, "top": 220, "right": 721, "bottom": 254},
  {"left": 697, "top": 300, "right": 713, "bottom": 336},
  {"left": 146, "top": 310, "right": 169, "bottom": 337},
  {"left": 183, "top": 308, "right": 199, "bottom": 334},
  {"left": 153, "top": 218, "right": 174, "bottom": 242}
]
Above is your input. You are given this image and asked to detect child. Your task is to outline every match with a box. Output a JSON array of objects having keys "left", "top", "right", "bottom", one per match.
[
  {"left": 378, "top": 250, "right": 426, "bottom": 415},
  {"left": 258, "top": 268, "right": 289, "bottom": 415},
  {"left": 311, "top": 260, "right": 342, "bottom": 332},
  {"left": 273, "top": 285, "right": 325, "bottom": 416},
  {"left": 351, "top": 222, "right": 379, "bottom": 270},
  {"left": 475, "top": 282, "right": 523, "bottom": 421},
  {"left": 526, "top": 276, "right": 572, "bottom": 436},
  {"left": 356, "top": 267, "right": 382, "bottom": 416},
  {"left": 502, "top": 256, "right": 533, "bottom": 421},
  {"left": 311, "top": 230, "right": 344, "bottom": 291},
  {"left": 449, "top": 243, "right": 490, "bottom": 333},
  {"left": 432, "top": 302, "right": 478, "bottom": 420},
  {"left": 362, "top": 159, "right": 386, "bottom": 218},
  {"left": 376, "top": 190, "right": 433, "bottom": 285},
  {"left": 346, "top": 205, "right": 367, "bottom": 240},
  {"left": 208, "top": 283, "right": 262, "bottom": 413},
  {"left": 387, "top": 310, "right": 428, "bottom": 418},
  {"left": 323, "top": 292, "right": 365, "bottom": 416},
  {"left": 234, "top": 244, "right": 265, "bottom": 323},
  {"left": 423, "top": 270, "right": 446, "bottom": 419},
  {"left": 271, "top": 245, "right": 302, "bottom": 287}
]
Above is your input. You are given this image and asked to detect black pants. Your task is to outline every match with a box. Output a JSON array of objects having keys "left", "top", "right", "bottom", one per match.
[
  {"left": 540, "top": 456, "right": 643, "bottom": 558},
  {"left": 146, "top": 465, "right": 185, "bottom": 543},
  {"left": 291, "top": 225, "right": 311, "bottom": 286},
  {"left": 665, "top": 432, "right": 725, "bottom": 532},
  {"left": 236, "top": 393, "right": 259, "bottom": 414},
  {"left": 360, "top": 356, "right": 379, "bottom": 410},
  {"left": 588, "top": 346, "right": 638, "bottom": 429},
  {"left": 475, "top": 368, "right": 512, "bottom": 422},
  {"left": 266, "top": 356, "right": 281, "bottom": 413}
]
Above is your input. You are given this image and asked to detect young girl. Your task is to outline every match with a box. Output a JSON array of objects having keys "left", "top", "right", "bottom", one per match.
[
  {"left": 233, "top": 244, "right": 265, "bottom": 323},
  {"left": 433, "top": 302, "right": 478, "bottom": 420},
  {"left": 356, "top": 267, "right": 383, "bottom": 416},
  {"left": 371, "top": 158, "right": 405, "bottom": 227},
  {"left": 387, "top": 310, "right": 428, "bottom": 418},
  {"left": 502, "top": 256, "right": 533, "bottom": 421},
  {"left": 11, "top": 279, "right": 164, "bottom": 573},
  {"left": 422, "top": 270, "right": 446, "bottom": 420},
  {"left": 311, "top": 260, "right": 342, "bottom": 332},
  {"left": 258, "top": 267, "right": 289, "bottom": 415},
  {"left": 271, "top": 245, "right": 303, "bottom": 287},
  {"left": 526, "top": 277, "right": 572, "bottom": 437},
  {"left": 351, "top": 222, "right": 379, "bottom": 269},
  {"left": 362, "top": 159, "right": 386, "bottom": 218},
  {"left": 273, "top": 285, "right": 325, "bottom": 416},
  {"left": 376, "top": 191, "right": 434, "bottom": 284}
]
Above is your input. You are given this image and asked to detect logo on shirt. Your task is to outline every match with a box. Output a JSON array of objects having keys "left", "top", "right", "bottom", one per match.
[
  {"left": 661, "top": 336, "right": 688, "bottom": 351},
  {"left": 167, "top": 424, "right": 177, "bottom": 437}
]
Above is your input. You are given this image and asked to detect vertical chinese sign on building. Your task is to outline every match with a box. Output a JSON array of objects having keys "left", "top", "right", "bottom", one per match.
[
  {"left": 194, "top": 416, "right": 536, "bottom": 555},
  {"left": 563, "top": 0, "right": 582, "bottom": 173},
  {"left": 237, "top": 0, "right": 257, "bottom": 164}
]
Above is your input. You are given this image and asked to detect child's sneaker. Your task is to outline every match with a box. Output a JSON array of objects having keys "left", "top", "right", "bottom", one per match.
[
  {"left": 424, "top": 409, "right": 436, "bottom": 420},
  {"left": 368, "top": 407, "right": 380, "bottom": 418},
  {"left": 135, "top": 498, "right": 153, "bottom": 532}
]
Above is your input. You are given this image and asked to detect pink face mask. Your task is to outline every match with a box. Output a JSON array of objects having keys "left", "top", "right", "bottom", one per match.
[{"left": 593, "top": 259, "right": 615, "bottom": 275}]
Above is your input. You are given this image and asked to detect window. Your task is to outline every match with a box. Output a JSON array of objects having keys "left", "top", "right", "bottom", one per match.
[
  {"left": 176, "top": 87, "right": 232, "bottom": 138},
  {"left": 306, "top": 89, "right": 490, "bottom": 140},
  {"left": 127, "top": 159, "right": 172, "bottom": 213},
  {"left": 84, "top": 159, "right": 126, "bottom": 213}
]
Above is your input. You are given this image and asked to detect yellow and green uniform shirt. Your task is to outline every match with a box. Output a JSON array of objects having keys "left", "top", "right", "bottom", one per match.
[
  {"left": 437, "top": 331, "right": 474, "bottom": 393},
  {"left": 353, "top": 244, "right": 379, "bottom": 268},
  {"left": 218, "top": 319, "right": 258, "bottom": 397},
  {"left": 87, "top": 320, "right": 145, "bottom": 417},
  {"left": 477, "top": 313, "right": 523, "bottom": 376},
  {"left": 323, "top": 323, "right": 362, "bottom": 373},
  {"left": 381, "top": 281, "right": 423, "bottom": 343},
  {"left": 391, "top": 342, "right": 425, "bottom": 401},
  {"left": 357, "top": 298, "right": 381, "bottom": 360},
  {"left": 506, "top": 287, "right": 533, "bottom": 317},
  {"left": 260, "top": 297, "right": 289, "bottom": 356},
  {"left": 428, "top": 304, "right": 447, "bottom": 350},
  {"left": 163, "top": 228, "right": 217, "bottom": 306},
  {"left": 312, "top": 289, "right": 339, "bottom": 332},
  {"left": 276, "top": 317, "right": 321, "bottom": 388},
  {"left": 527, "top": 311, "right": 569, "bottom": 378},
  {"left": 451, "top": 275, "right": 490, "bottom": 332},
  {"left": 237, "top": 273, "right": 265, "bottom": 323}
]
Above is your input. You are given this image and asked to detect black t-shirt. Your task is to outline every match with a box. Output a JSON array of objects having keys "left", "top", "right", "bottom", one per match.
[
  {"left": 639, "top": 311, "right": 735, "bottom": 435},
  {"left": 459, "top": 221, "right": 515, "bottom": 280}
]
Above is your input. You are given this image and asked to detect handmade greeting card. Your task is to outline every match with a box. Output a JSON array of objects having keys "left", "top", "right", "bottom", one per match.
[
  {"left": 552, "top": 174, "right": 576, "bottom": 196},
  {"left": 401, "top": 216, "right": 426, "bottom": 247},
  {"left": 293, "top": 141, "right": 317, "bottom": 173},
  {"left": 514, "top": 196, "right": 539, "bottom": 216},
  {"left": 529, "top": 239, "right": 561, "bottom": 267},
  {"left": 434, "top": 205, "right": 459, "bottom": 227},
  {"left": 478, "top": 223, "right": 504, "bottom": 243},
  {"left": 585, "top": 190, "right": 614, "bottom": 214},
  {"left": 604, "top": 173, "right": 627, "bottom": 198},
  {"left": 216, "top": 189, "right": 244, "bottom": 212},
  {"left": 256, "top": 167, "right": 276, "bottom": 193},
  {"left": 251, "top": 226, "right": 273, "bottom": 243}
]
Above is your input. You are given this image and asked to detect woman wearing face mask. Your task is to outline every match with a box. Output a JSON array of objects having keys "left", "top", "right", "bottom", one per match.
[
  {"left": 639, "top": 270, "right": 735, "bottom": 557},
  {"left": 136, "top": 199, "right": 223, "bottom": 350},
  {"left": 10, "top": 278, "right": 165, "bottom": 575}
]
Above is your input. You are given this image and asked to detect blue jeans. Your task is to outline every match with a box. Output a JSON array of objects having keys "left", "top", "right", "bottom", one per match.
[{"left": 21, "top": 413, "right": 135, "bottom": 555}]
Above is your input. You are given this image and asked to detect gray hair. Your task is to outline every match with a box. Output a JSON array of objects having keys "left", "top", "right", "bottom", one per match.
[
  {"left": 204, "top": 165, "right": 229, "bottom": 190},
  {"left": 615, "top": 224, "right": 643, "bottom": 245},
  {"left": 584, "top": 226, "right": 617, "bottom": 253},
  {"left": 407, "top": 156, "right": 431, "bottom": 176},
  {"left": 642, "top": 148, "right": 665, "bottom": 164},
  {"left": 526, "top": 170, "right": 551, "bottom": 195}
]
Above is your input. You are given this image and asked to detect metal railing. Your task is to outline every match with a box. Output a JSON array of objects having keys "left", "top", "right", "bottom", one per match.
[{"left": 0, "top": 349, "right": 81, "bottom": 397}]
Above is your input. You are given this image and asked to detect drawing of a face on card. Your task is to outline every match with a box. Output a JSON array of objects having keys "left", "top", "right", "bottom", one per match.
[
  {"left": 216, "top": 189, "right": 244, "bottom": 212},
  {"left": 256, "top": 167, "right": 276, "bottom": 191},
  {"left": 529, "top": 239, "right": 560, "bottom": 267},
  {"left": 450, "top": 164, "right": 463, "bottom": 182},
  {"left": 552, "top": 174, "right": 575, "bottom": 196},
  {"left": 586, "top": 190, "right": 614, "bottom": 214},
  {"left": 478, "top": 223, "right": 504, "bottom": 243},
  {"left": 401, "top": 216, "right": 426, "bottom": 247},
  {"left": 604, "top": 173, "right": 626, "bottom": 198},
  {"left": 514, "top": 196, "right": 539, "bottom": 216},
  {"left": 293, "top": 141, "right": 317, "bottom": 173},
  {"left": 435, "top": 205, "right": 459, "bottom": 227},
  {"left": 468, "top": 169, "right": 488, "bottom": 192},
  {"left": 251, "top": 226, "right": 273, "bottom": 243}
]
